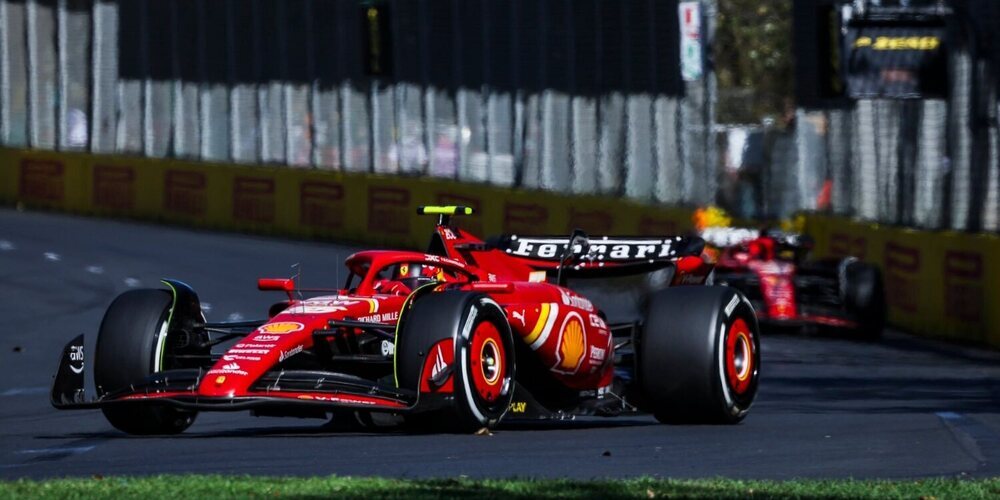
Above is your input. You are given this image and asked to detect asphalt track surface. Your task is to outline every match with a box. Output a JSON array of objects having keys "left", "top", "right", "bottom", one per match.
[{"left": 2, "top": 207, "right": 1000, "bottom": 480}]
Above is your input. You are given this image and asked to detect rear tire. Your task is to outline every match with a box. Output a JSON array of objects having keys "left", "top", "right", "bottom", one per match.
[
  {"left": 95, "top": 289, "right": 197, "bottom": 435},
  {"left": 843, "top": 261, "right": 886, "bottom": 339},
  {"left": 637, "top": 286, "right": 760, "bottom": 424},
  {"left": 396, "top": 291, "right": 515, "bottom": 433}
]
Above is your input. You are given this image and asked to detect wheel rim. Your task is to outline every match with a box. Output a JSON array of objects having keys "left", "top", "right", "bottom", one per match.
[
  {"left": 725, "top": 318, "right": 755, "bottom": 395},
  {"left": 469, "top": 321, "right": 506, "bottom": 403}
]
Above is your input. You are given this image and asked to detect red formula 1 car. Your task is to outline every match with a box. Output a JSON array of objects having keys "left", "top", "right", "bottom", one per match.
[
  {"left": 52, "top": 207, "right": 761, "bottom": 434},
  {"left": 700, "top": 226, "right": 885, "bottom": 337}
]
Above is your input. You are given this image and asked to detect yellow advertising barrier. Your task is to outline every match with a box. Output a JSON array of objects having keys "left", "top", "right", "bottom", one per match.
[
  {"left": 3, "top": 147, "right": 997, "bottom": 347},
  {"left": 0, "top": 147, "right": 694, "bottom": 251},
  {"left": 805, "top": 214, "right": 1000, "bottom": 348}
]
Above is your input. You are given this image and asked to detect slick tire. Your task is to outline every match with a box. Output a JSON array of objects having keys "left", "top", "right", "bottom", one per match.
[
  {"left": 842, "top": 261, "right": 886, "bottom": 339},
  {"left": 396, "top": 291, "right": 515, "bottom": 433},
  {"left": 95, "top": 289, "right": 197, "bottom": 435},
  {"left": 638, "top": 286, "right": 760, "bottom": 424}
]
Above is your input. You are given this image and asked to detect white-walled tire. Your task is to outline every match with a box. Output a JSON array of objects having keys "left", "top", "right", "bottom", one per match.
[
  {"left": 396, "top": 291, "right": 515, "bottom": 432},
  {"left": 637, "top": 286, "right": 760, "bottom": 424}
]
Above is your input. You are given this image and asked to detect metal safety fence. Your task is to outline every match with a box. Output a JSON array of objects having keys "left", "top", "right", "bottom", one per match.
[
  {"left": 0, "top": 0, "right": 718, "bottom": 207},
  {"left": 775, "top": 0, "right": 1000, "bottom": 232}
]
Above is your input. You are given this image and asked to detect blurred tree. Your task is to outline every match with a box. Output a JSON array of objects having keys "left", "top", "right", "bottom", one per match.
[{"left": 714, "top": 1, "right": 794, "bottom": 126}]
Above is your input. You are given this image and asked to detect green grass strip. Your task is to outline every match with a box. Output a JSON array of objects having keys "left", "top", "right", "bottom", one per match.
[{"left": 1, "top": 476, "right": 999, "bottom": 499}]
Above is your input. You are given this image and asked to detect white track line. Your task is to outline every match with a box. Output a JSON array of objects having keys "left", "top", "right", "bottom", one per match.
[
  {"left": 0, "top": 387, "right": 48, "bottom": 397},
  {"left": 17, "top": 446, "right": 95, "bottom": 456}
]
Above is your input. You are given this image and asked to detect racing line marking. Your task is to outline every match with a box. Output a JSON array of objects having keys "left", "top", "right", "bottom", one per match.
[
  {"left": 85, "top": 265, "right": 104, "bottom": 274},
  {"left": 43, "top": 252, "right": 60, "bottom": 261},
  {"left": 16, "top": 446, "right": 95, "bottom": 457},
  {"left": 0, "top": 240, "right": 14, "bottom": 251}
]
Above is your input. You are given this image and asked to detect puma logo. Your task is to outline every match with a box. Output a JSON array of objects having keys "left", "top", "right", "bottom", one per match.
[{"left": 512, "top": 310, "right": 526, "bottom": 327}]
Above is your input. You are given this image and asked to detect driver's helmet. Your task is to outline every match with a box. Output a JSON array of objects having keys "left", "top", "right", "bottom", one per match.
[
  {"left": 692, "top": 205, "right": 732, "bottom": 232},
  {"left": 374, "top": 262, "right": 447, "bottom": 296},
  {"left": 746, "top": 238, "right": 775, "bottom": 261},
  {"left": 394, "top": 263, "right": 441, "bottom": 289}
]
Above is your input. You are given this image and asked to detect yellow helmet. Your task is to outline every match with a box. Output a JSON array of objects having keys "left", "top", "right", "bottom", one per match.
[{"left": 692, "top": 206, "right": 732, "bottom": 231}]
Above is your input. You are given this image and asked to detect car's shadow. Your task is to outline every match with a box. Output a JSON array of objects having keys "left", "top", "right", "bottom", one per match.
[{"left": 35, "top": 415, "right": 658, "bottom": 440}]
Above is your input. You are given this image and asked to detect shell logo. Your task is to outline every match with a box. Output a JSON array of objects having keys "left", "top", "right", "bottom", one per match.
[
  {"left": 258, "top": 322, "right": 304, "bottom": 334},
  {"left": 555, "top": 315, "right": 586, "bottom": 374}
]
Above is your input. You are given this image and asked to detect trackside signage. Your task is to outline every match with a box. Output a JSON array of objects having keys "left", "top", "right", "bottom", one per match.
[
  {"left": 93, "top": 164, "right": 135, "bottom": 211},
  {"left": 19, "top": 159, "right": 64, "bottom": 203},
  {"left": 678, "top": 2, "right": 703, "bottom": 81},
  {"left": 0, "top": 145, "right": 696, "bottom": 268},
  {"left": 943, "top": 251, "right": 983, "bottom": 324},
  {"left": 164, "top": 170, "right": 207, "bottom": 216},
  {"left": 300, "top": 181, "right": 345, "bottom": 229},
  {"left": 4, "top": 147, "right": 998, "bottom": 348}
]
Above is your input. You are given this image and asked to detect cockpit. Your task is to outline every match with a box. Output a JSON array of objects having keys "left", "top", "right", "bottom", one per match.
[{"left": 343, "top": 251, "right": 471, "bottom": 296}]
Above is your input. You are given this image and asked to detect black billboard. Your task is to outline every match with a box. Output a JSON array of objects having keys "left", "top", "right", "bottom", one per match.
[
  {"left": 794, "top": 0, "right": 952, "bottom": 107},
  {"left": 843, "top": 22, "right": 948, "bottom": 99}
]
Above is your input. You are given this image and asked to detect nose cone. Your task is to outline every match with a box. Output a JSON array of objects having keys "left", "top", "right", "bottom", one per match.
[
  {"left": 195, "top": 295, "right": 405, "bottom": 398},
  {"left": 197, "top": 360, "right": 252, "bottom": 397},
  {"left": 197, "top": 320, "right": 312, "bottom": 397}
]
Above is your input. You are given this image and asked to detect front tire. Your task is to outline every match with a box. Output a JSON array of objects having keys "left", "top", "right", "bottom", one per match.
[
  {"left": 95, "top": 289, "right": 197, "bottom": 435},
  {"left": 396, "top": 291, "right": 515, "bottom": 433},
  {"left": 637, "top": 286, "right": 760, "bottom": 424}
]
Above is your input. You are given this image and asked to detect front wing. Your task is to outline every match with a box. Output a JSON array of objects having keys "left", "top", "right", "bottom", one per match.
[{"left": 51, "top": 335, "right": 444, "bottom": 414}]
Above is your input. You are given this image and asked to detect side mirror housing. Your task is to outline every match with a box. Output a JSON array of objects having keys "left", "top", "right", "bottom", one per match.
[{"left": 258, "top": 278, "right": 295, "bottom": 292}]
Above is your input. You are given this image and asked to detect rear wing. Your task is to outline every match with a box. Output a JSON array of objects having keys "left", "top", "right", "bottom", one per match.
[
  {"left": 491, "top": 234, "right": 706, "bottom": 277},
  {"left": 700, "top": 227, "right": 814, "bottom": 251}
]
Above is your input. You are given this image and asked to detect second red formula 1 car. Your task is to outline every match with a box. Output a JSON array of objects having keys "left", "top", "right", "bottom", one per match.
[
  {"left": 700, "top": 225, "right": 886, "bottom": 337},
  {"left": 52, "top": 206, "right": 761, "bottom": 433}
]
